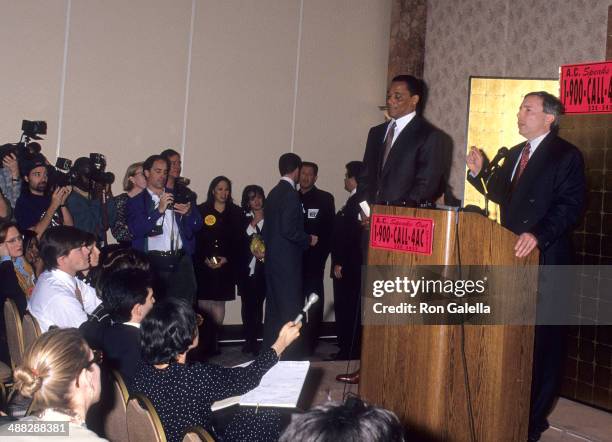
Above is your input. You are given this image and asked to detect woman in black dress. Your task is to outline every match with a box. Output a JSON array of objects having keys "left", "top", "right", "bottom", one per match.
[
  {"left": 132, "top": 298, "right": 301, "bottom": 442},
  {"left": 237, "top": 185, "right": 266, "bottom": 355},
  {"left": 110, "top": 162, "right": 147, "bottom": 247},
  {"left": 194, "top": 176, "right": 242, "bottom": 352}
]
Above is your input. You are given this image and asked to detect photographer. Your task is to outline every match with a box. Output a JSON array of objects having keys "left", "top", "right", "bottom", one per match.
[
  {"left": 65, "top": 157, "right": 117, "bottom": 245},
  {"left": 14, "top": 154, "right": 74, "bottom": 236},
  {"left": 127, "top": 154, "right": 201, "bottom": 304}
]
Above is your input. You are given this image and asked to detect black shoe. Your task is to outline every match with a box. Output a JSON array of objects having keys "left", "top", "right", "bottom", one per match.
[{"left": 528, "top": 419, "right": 549, "bottom": 441}]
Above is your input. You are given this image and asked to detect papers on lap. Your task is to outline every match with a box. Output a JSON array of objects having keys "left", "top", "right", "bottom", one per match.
[{"left": 211, "top": 361, "right": 310, "bottom": 411}]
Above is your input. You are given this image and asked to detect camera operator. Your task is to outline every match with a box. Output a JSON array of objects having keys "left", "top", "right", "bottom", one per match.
[
  {"left": 65, "top": 157, "right": 117, "bottom": 245},
  {"left": 14, "top": 154, "right": 74, "bottom": 236}
]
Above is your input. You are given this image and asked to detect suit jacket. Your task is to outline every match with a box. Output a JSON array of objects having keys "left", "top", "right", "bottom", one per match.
[
  {"left": 300, "top": 186, "right": 335, "bottom": 277},
  {"left": 126, "top": 189, "right": 202, "bottom": 255},
  {"left": 362, "top": 115, "right": 446, "bottom": 205},
  {"left": 263, "top": 180, "right": 310, "bottom": 285},
  {"left": 102, "top": 323, "right": 141, "bottom": 385},
  {"left": 331, "top": 192, "right": 363, "bottom": 277},
  {"left": 467, "top": 132, "right": 585, "bottom": 264}
]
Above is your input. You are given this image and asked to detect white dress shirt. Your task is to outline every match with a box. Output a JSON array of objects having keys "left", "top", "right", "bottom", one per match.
[
  {"left": 510, "top": 131, "right": 549, "bottom": 180},
  {"left": 281, "top": 176, "right": 296, "bottom": 188},
  {"left": 28, "top": 269, "right": 101, "bottom": 332},
  {"left": 146, "top": 188, "right": 183, "bottom": 252},
  {"left": 385, "top": 111, "right": 416, "bottom": 145}
]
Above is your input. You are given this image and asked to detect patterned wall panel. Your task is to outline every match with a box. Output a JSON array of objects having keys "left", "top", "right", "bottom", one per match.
[
  {"left": 388, "top": 0, "right": 427, "bottom": 80},
  {"left": 423, "top": 0, "right": 608, "bottom": 203}
]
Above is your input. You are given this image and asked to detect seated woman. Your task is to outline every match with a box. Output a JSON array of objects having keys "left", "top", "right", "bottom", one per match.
[
  {"left": 0, "top": 328, "right": 104, "bottom": 440},
  {"left": 22, "top": 229, "right": 44, "bottom": 278},
  {"left": 0, "top": 222, "right": 35, "bottom": 316},
  {"left": 132, "top": 298, "right": 300, "bottom": 442}
]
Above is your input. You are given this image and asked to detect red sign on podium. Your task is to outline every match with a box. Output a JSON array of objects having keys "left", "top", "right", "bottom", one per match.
[
  {"left": 370, "top": 214, "right": 434, "bottom": 255},
  {"left": 560, "top": 61, "right": 612, "bottom": 114}
]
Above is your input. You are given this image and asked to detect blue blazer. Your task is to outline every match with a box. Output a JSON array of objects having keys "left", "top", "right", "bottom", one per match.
[{"left": 126, "top": 189, "right": 202, "bottom": 255}]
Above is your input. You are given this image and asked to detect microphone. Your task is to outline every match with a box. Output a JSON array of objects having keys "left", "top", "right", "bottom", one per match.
[
  {"left": 293, "top": 293, "right": 319, "bottom": 325},
  {"left": 484, "top": 146, "right": 508, "bottom": 175}
]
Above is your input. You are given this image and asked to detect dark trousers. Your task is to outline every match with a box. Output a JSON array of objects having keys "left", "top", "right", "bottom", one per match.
[
  {"left": 301, "top": 273, "right": 324, "bottom": 355},
  {"left": 332, "top": 267, "right": 362, "bottom": 359},
  {"left": 240, "top": 274, "right": 266, "bottom": 345},
  {"left": 148, "top": 253, "right": 196, "bottom": 305},
  {"left": 529, "top": 325, "right": 568, "bottom": 434}
]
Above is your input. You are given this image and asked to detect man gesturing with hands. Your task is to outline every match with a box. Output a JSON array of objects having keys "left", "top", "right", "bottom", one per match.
[{"left": 466, "top": 92, "right": 586, "bottom": 442}]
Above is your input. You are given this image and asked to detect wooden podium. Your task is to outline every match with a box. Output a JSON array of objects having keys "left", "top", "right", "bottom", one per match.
[{"left": 359, "top": 206, "right": 539, "bottom": 442}]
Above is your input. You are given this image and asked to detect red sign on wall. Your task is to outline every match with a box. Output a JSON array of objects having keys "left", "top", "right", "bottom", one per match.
[
  {"left": 560, "top": 61, "right": 612, "bottom": 114},
  {"left": 370, "top": 214, "right": 434, "bottom": 255}
]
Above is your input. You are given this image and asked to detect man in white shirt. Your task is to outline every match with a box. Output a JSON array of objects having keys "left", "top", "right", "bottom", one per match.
[{"left": 29, "top": 226, "right": 101, "bottom": 332}]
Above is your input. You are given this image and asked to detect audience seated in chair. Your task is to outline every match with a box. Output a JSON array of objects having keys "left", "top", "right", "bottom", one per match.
[
  {"left": 278, "top": 396, "right": 405, "bottom": 442},
  {"left": 131, "top": 298, "right": 301, "bottom": 442},
  {"left": 28, "top": 226, "right": 101, "bottom": 332},
  {"left": 100, "top": 268, "right": 155, "bottom": 384},
  {"left": 0, "top": 328, "right": 106, "bottom": 440},
  {"left": 79, "top": 247, "right": 151, "bottom": 349}
]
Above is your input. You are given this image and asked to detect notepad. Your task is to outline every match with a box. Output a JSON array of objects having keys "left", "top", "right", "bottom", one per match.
[{"left": 211, "top": 361, "right": 310, "bottom": 411}]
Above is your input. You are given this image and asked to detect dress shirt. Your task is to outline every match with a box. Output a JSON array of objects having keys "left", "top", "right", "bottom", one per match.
[
  {"left": 280, "top": 176, "right": 296, "bottom": 188},
  {"left": 385, "top": 111, "right": 416, "bottom": 146},
  {"left": 146, "top": 188, "right": 183, "bottom": 252},
  {"left": 28, "top": 269, "right": 101, "bottom": 332},
  {"left": 124, "top": 321, "right": 141, "bottom": 329},
  {"left": 510, "top": 131, "right": 549, "bottom": 180}
]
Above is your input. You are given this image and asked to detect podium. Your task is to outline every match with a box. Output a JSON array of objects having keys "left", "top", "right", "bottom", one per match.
[{"left": 359, "top": 206, "right": 539, "bottom": 442}]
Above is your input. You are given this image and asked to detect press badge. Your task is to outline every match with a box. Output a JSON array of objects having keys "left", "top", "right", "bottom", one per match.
[{"left": 308, "top": 209, "right": 319, "bottom": 219}]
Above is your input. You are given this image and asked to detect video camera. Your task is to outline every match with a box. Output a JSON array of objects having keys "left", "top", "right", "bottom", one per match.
[
  {"left": 48, "top": 157, "right": 79, "bottom": 188},
  {"left": 88, "top": 153, "right": 115, "bottom": 185},
  {"left": 0, "top": 120, "right": 47, "bottom": 168},
  {"left": 174, "top": 176, "right": 197, "bottom": 204}
]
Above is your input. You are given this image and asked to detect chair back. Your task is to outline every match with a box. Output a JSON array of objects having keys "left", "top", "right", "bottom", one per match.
[
  {"left": 103, "top": 370, "right": 130, "bottom": 442},
  {"left": 182, "top": 426, "right": 216, "bottom": 442},
  {"left": 22, "top": 312, "right": 41, "bottom": 352},
  {"left": 127, "top": 393, "right": 167, "bottom": 442},
  {"left": 4, "top": 299, "right": 24, "bottom": 370}
]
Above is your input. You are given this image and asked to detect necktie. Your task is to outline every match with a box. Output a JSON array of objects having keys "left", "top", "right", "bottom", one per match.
[
  {"left": 512, "top": 142, "right": 531, "bottom": 188},
  {"left": 75, "top": 283, "right": 84, "bottom": 308},
  {"left": 381, "top": 121, "right": 396, "bottom": 171}
]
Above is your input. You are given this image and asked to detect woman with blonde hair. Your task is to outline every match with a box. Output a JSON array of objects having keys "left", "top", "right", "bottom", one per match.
[
  {"left": 111, "top": 162, "right": 146, "bottom": 247},
  {"left": 0, "top": 328, "right": 105, "bottom": 440}
]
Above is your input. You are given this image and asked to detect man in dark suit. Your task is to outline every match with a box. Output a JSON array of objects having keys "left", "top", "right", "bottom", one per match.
[
  {"left": 331, "top": 161, "right": 365, "bottom": 360},
  {"left": 361, "top": 74, "right": 446, "bottom": 207},
  {"left": 100, "top": 268, "right": 155, "bottom": 385},
  {"left": 299, "top": 161, "right": 335, "bottom": 355},
  {"left": 467, "top": 91, "right": 586, "bottom": 441},
  {"left": 262, "top": 153, "right": 317, "bottom": 357}
]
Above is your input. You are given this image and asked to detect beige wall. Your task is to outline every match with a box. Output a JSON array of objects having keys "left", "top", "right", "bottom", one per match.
[
  {"left": 0, "top": 0, "right": 391, "bottom": 324},
  {"left": 423, "top": 0, "right": 609, "bottom": 203}
]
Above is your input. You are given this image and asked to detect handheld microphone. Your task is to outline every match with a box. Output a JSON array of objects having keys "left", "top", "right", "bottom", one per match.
[
  {"left": 484, "top": 146, "right": 508, "bottom": 175},
  {"left": 293, "top": 293, "right": 319, "bottom": 324}
]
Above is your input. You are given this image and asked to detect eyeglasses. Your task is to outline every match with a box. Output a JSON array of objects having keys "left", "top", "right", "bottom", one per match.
[{"left": 3, "top": 235, "right": 24, "bottom": 245}]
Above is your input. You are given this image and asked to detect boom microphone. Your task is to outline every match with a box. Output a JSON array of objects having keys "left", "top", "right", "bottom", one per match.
[{"left": 293, "top": 293, "right": 319, "bottom": 325}]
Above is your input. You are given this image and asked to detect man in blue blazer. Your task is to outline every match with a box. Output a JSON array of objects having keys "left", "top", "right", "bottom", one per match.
[
  {"left": 467, "top": 91, "right": 586, "bottom": 441},
  {"left": 127, "top": 154, "right": 202, "bottom": 304},
  {"left": 262, "top": 153, "right": 316, "bottom": 357}
]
